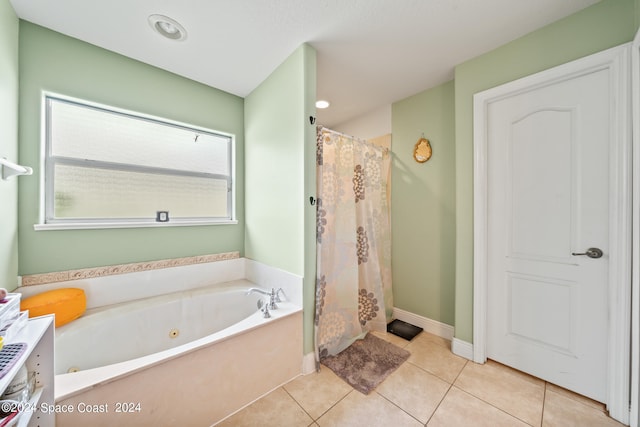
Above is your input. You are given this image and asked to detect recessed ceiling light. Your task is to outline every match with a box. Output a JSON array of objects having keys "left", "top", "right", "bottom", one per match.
[
  {"left": 316, "top": 100, "right": 330, "bottom": 109},
  {"left": 148, "top": 14, "right": 187, "bottom": 41}
]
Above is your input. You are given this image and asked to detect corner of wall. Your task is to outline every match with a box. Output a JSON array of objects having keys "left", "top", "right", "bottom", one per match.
[
  {"left": 243, "top": 43, "right": 318, "bottom": 355},
  {"left": 244, "top": 45, "right": 308, "bottom": 275},
  {"left": 302, "top": 43, "right": 317, "bottom": 356},
  {"left": 0, "top": 0, "right": 20, "bottom": 290},
  {"left": 451, "top": 338, "right": 474, "bottom": 361}
]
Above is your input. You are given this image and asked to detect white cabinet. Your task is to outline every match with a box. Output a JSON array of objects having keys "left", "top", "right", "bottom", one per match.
[{"left": 0, "top": 316, "right": 54, "bottom": 427}]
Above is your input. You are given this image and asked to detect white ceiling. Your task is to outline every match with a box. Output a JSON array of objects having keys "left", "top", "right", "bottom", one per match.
[{"left": 9, "top": 0, "right": 599, "bottom": 127}]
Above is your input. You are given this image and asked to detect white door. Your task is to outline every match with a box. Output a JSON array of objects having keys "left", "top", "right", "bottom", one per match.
[
  {"left": 475, "top": 45, "right": 631, "bottom": 408},
  {"left": 630, "top": 28, "right": 640, "bottom": 427}
]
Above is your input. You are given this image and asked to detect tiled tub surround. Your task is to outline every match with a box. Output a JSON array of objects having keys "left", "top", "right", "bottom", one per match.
[
  {"left": 16, "top": 256, "right": 303, "bottom": 426},
  {"left": 20, "top": 251, "right": 242, "bottom": 287}
]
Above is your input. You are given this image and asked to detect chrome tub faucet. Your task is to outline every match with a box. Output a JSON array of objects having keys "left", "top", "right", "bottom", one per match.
[{"left": 246, "top": 287, "right": 279, "bottom": 311}]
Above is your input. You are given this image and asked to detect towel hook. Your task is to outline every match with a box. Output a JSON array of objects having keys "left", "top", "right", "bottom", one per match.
[{"left": 0, "top": 158, "right": 33, "bottom": 180}]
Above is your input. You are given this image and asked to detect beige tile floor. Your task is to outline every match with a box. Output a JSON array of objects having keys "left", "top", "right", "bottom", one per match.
[{"left": 216, "top": 331, "right": 626, "bottom": 427}]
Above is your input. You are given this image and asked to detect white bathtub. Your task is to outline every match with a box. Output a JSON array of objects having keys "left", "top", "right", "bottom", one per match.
[
  {"left": 53, "top": 279, "right": 302, "bottom": 426},
  {"left": 55, "top": 280, "right": 265, "bottom": 374},
  {"left": 23, "top": 257, "right": 305, "bottom": 426}
]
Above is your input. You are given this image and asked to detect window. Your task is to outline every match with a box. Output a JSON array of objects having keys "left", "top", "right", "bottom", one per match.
[{"left": 38, "top": 94, "right": 235, "bottom": 229}]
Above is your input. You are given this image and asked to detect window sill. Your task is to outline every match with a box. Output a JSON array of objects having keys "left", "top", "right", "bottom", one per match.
[{"left": 33, "top": 219, "right": 238, "bottom": 231}]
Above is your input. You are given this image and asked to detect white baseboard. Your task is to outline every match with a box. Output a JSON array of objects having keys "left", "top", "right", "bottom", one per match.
[
  {"left": 392, "top": 307, "right": 454, "bottom": 341},
  {"left": 451, "top": 338, "right": 474, "bottom": 360},
  {"left": 302, "top": 352, "right": 317, "bottom": 375},
  {"left": 305, "top": 310, "right": 470, "bottom": 374},
  {"left": 303, "top": 307, "right": 453, "bottom": 374},
  {"left": 392, "top": 308, "right": 474, "bottom": 361}
]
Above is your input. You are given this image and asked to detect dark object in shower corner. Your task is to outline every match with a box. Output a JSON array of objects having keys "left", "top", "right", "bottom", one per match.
[{"left": 387, "top": 319, "right": 423, "bottom": 341}]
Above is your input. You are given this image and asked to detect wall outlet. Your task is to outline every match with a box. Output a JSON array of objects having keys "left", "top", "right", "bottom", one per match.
[{"left": 156, "top": 211, "right": 169, "bottom": 222}]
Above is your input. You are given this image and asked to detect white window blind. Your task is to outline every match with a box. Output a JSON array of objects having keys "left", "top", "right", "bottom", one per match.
[{"left": 41, "top": 94, "right": 234, "bottom": 229}]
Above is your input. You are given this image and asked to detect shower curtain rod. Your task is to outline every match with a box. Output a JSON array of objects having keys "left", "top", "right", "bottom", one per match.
[
  {"left": 317, "top": 125, "right": 355, "bottom": 139},
  {"left": 317, "top": 126, "right": 390, "bottom": 154}
]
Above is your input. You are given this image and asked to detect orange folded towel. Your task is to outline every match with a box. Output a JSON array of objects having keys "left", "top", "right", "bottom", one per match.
[{"left": 21, "top": 288, "right": 86, "bottom": 327}]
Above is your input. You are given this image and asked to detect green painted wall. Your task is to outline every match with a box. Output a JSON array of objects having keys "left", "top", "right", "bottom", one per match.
[
  {"left": 0, "top": 0, "right": 19, "bottom": 290},
  {"left": 302, "top": 47, "right": 318, "bottom": 354},
  {"left": 17, "top": 22, "right": 245, "bottom": 275},
  {"left": 391, "top": 81, "right": 455, "bottom": 326},
  {"left": 11, "top": 0, "right": 638, "bottom": 351},
  {"left": 245, "top": 44, "right": 317, "bottom": 353},
  {"left": 453, "top": 0, "right": 636, "bottom": 343},
  {"left": 244, "top": 45, "right": 310, "bottom": 276}
]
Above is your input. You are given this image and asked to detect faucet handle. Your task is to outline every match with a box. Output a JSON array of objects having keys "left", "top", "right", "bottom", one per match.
[
  {"left": 262, "top": 301, "right": 271, "bottom": 318},
  {"left": 275, "top": 288, "right": 285, "bottom": 302},
  {"left": 268, "top": 291, "right": 278, "bottom": 310}
]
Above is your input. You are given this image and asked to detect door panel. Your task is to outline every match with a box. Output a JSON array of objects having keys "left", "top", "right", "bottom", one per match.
[
  {"left": 509, "top": 108, "right": 574, "bottom": 262},
  {"left": 507, "top": 273, "right": 577, "bottom": 355},
  {"left": 486, "top": 68, "right": 610, "bottom": 402}
]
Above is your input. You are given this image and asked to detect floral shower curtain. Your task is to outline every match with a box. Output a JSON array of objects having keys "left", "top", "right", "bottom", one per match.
[{"left": 314, "top": 126, "right": 393, "bottom": 362}]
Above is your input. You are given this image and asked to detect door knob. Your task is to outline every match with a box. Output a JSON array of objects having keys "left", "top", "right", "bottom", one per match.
[{"left": 571, "top": 248, "right": 603, "bottom": 259}]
